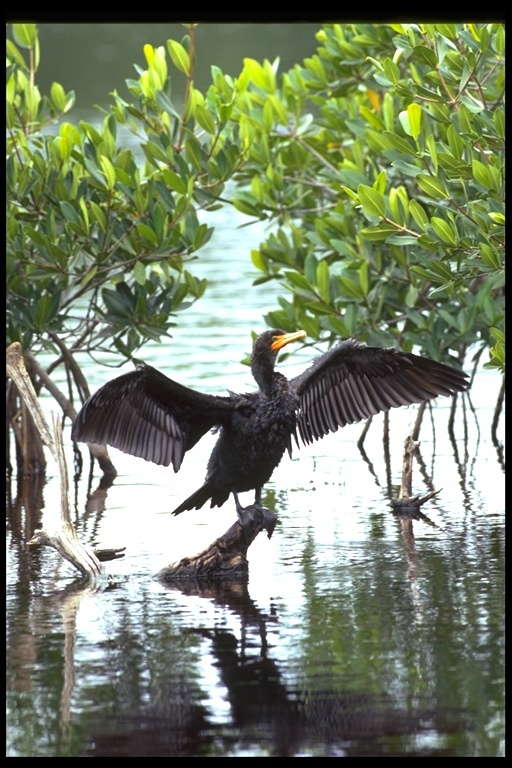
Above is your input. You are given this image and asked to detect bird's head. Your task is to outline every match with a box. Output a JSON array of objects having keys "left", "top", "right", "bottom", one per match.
[{"left": 251, "top": 329, "right": 306, "bottom": 390}]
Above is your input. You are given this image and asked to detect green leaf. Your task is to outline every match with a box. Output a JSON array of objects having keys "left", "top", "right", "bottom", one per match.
[
  {"left": 382, "top": 57, "right": 400, "bottom": 85},
  {"left": 50, "top": 82, "right": 66, "bottom": 111},
  {"left": 472, "top": 159, "right": 498, "bottom": 191},
  {"left": 489, "top": 326, "right": 504, "bottom": 344},
  {"left": 60, "top": 201, "right": 80, "bottom": 226},
  {"left": 284, "top": 271, "right": 315, "bottom": 293},
  {"left": 6, "top": 40, "right": 27, "bottom": 69},
  {"left": 358, "top": 261, "right": 369, "bottom": 296},
  {"left": 357, "top": 184, "right": 386, "bottom": 218},
  {"left": 493, "top": 107, "right": 505, "bottom": 140},
  {"left": 33, "top": 294, "right": 55, "bottom": 329},
  {"left": 480, "top": 243, "right": 501, "bottom": 270},
  {"left": 134, "top": 261, "right": 147, "bottom": 285},
  {"left": 383, "top": 131, "right": 416, "bottom": 155},
  {"left": 99, "top": 156, "right": 116, "bottom": 190},
  {"left": 414, "top": 44, "right": 438, "bottom": 68},
  {"left": 83, "top": 156, "right": 108, "bottom": 189},
  {"left": 12, "top": 23, "right": 37, "bottom": 49},
  {"left": 166, "top": 40, "right": 191, "bottom": 76},
  {"left": 410, "top": 265, "right": 437, "bottom": 280},
  {"left": 416, "top": 174, "right": 449, "bottom": 199},
  {"left": 382, "top": 92, "right": 395, "bottom": 132},
  {"left": 243, "top": 57, "right": 276, "bottom": 92},
  {"left": 457, "top": 103, "right": 475, "bottom": 136},
  {"left": 360, "top": 224, "right": 397, "bottom": 240},
  {"left": 386, "top": 235, "right": 419, "bottom": 246},
  {"left": 374, "top": 170, "right": 387, "bottom": 195},
  {"left": 487, "top": 212, "right": 505, "bottom": 226},
  {"left": 89, "top": 202, "right": 107, "bottom": 232},
  {"left": 339, "top": 276, "right": 364, "bottom": 300},
  {"left": 388, "top": 186, "right": 407, "bottom": 225},
  {"left": 79, "top": 198, "right": 89, "bottom": 230},
  {"left": 143, "top": 44, "right": 167, "bottom": 86},
  {"left": 162, "top": 168, "right": 187, "bottom": 195},
  {"left": 81, "top": 265, "right": 98, "bottom": 288},
  {"left": 195, "top": 104, "right": 216, "bottom": 134},
  {"left": 405, "top": 284, "right": 418, "bottom": 308},
  {"left": 340, "top": 186, "right": 359, "bottom": 203},
  {"left": 359, "top": 105, "right": 383, "bottom": 130},
  {"left": 232, "top": 197, "right": 263, "bottom": 218},
  {"left": 431, "top": 216, "right": 457, "bottom": 245},
  {"left": 155, "top": 90, "right": 180, "bottom": 119},
  {"left": 409, "top": 199, "right": 429, "bottom": 231},
  {"left": 430, "top": 259, "right": 454, "bottom": 279},
  {"left": 425, "top": 134, "right": 438, "bottom": 175},
  {"left": 316, "top": 260, "right": 330, "bottom": 303},
  {"left": 407, "top": 103, "right": 422, "bottom": 140},
  {"left": 268, "top": 94, "right": 289, "bottom": 125},
  {"left": 492, "top": 25, "right": 505, "bottom": 55}
]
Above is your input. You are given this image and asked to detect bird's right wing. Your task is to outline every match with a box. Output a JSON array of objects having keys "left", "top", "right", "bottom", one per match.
[
  {"left": 289, "top": 339, "right": 469, "bottom": 446},
  {"left": 71, "top": 363, "right": 237, "bottom": 471}
]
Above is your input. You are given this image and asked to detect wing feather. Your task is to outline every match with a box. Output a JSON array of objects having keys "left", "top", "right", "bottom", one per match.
[
  {"left": 290, "top": 339, "right": 469, "bottom": 445},
  {"left": 71, "top": 362, "right": 237, "bottom": 471}
]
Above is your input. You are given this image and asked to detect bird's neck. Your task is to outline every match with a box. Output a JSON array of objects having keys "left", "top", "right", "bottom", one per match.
[{"left": 252, "top": 360, "right": 276, "bottom": 396}]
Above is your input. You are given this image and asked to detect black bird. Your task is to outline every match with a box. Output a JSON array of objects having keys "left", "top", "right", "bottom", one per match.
[{"left": 71, "top": 330, "right": 469, "bottom": 520}]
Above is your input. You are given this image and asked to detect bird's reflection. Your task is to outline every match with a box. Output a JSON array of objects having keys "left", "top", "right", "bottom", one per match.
[{"left": 84, "top": 579, "right": 469, "bottom": 757}]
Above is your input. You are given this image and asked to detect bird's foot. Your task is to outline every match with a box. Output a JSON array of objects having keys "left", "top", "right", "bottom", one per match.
[{"left": 236, "top": 503, "right": 277, "bottom": 539}]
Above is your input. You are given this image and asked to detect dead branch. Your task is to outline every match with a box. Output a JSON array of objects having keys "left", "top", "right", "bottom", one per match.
[
  {"left": 393, "top": 433, "right": 441, "bottom": 513},
  {"left": 6, "top": 342, "right": 104, "bottom": 581},
  {"left": 398, "top": 435, "right": 419, "bottom": 500},
  {"left": 411, "top": 400, "right": 427, "bottom": 442}
]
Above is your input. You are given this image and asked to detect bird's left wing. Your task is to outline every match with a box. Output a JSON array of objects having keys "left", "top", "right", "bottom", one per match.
[
  {"left": 288, "top": 339, "right": 470, "bottom": 446},
  {"left": 71, "top": 363, "right": 238, "bottom": 471}
]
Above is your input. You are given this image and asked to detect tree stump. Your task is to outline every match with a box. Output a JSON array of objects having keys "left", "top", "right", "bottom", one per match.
[{"left": 156, "top": 505, "right": 277, "bottom": 582}]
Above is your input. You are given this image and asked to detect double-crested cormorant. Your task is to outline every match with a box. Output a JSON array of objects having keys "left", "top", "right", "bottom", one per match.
[{"left": 71, "top": 330, "right": 469, "bottom": 519}]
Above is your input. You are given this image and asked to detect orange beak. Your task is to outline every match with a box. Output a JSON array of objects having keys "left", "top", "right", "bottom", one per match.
[{"left": 270, "top": 330, "right": 306, "bottom": 351}]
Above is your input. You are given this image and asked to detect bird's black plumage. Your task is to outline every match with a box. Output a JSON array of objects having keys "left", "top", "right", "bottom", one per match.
[{"left": 71, "top": 330, "right": 469, "bottom": 517}]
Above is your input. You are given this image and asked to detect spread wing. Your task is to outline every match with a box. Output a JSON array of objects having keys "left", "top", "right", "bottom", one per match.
[
  {"left": 71, "top": 362, "right": 237, "bottom": 471},
  {"left": 289, "top": 339, "right": 470, "bottom": 446}
]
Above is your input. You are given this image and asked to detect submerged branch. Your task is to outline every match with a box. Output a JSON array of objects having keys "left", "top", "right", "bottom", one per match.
[
  {"left": 394, "top": 403, "right": 440, "bottom": 513},
  {"left": 490, "top": 378, "right": 505, "bottom": 472}
]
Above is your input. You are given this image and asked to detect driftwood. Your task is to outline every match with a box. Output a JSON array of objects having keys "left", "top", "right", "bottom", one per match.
[
  {"left": 6, "top": 342, "right": 124, "bottom": 581},
  {"left": 156, "top": 505, "right": 277, "bottom": 583},
  {"left": 392, "top": 433, "right": 441, "bottom": 513}
]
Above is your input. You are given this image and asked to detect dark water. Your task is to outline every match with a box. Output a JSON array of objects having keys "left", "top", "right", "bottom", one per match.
[{"left": 6, "top": 25, "right": 505, "bottom": 757}]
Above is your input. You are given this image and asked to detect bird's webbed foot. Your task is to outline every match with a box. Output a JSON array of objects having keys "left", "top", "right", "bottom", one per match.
[{"left": 233, "top": 493, "right": 277, "bottom": 539}]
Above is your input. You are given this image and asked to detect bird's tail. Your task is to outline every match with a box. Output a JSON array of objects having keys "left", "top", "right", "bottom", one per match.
[{"left": 172, "top": 483, "right": 226, "bottom": 516}]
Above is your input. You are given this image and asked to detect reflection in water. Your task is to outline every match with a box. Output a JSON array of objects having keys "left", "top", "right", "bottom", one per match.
[
  {"left": 8, "top": 539, "right": 473, "bottom": 757},
  {"left": 81, "top": 579, "right": 469, "bottom": 757},
  {"left": 6, "top": 365, "right": 504, "bottom": 756},
  {"left": 7, "top": 472, "right": 46, "bottom": 544}
]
